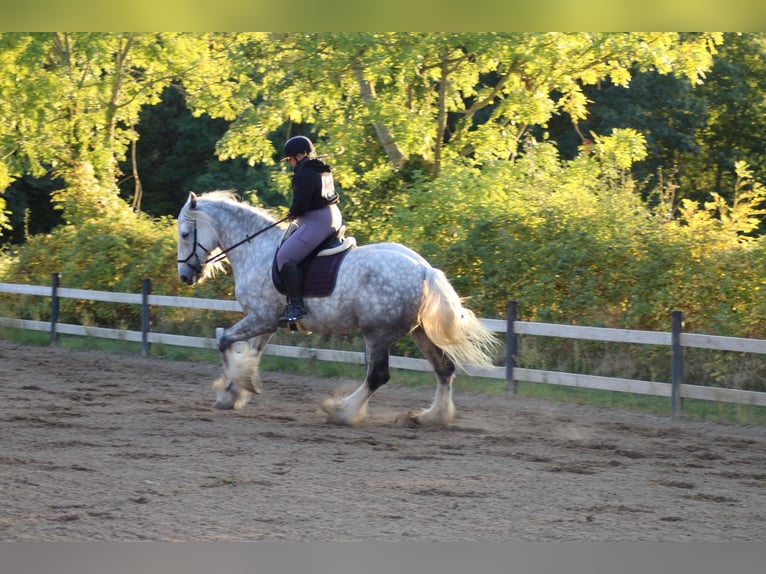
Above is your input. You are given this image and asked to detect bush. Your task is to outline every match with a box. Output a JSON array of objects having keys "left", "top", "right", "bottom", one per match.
[{"left": 0, "top": 206, "right": 236, "bottom": 333}]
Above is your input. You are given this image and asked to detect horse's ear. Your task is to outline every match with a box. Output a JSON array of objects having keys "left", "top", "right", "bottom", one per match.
[{"left": 188, "top": 192, "right": 198, "bottom": 209}]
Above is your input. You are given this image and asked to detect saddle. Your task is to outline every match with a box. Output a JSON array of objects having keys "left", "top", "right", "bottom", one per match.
[{"left": 271, "top": 223, "right": 357, "bottom": 298}]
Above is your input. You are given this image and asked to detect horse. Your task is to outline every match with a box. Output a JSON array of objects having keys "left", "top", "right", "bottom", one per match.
[{"left": 176, "top": 191, "right": 498, "bottom": 427}]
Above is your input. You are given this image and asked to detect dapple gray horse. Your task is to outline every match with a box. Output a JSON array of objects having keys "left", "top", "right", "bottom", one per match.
[{"left": 176, "top": 191, "right": 497, "bottom": 427}]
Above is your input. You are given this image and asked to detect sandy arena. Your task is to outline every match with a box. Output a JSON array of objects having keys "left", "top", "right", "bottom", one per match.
[{"left": 1, "top": 340, "right": 764, "bottom": 541}]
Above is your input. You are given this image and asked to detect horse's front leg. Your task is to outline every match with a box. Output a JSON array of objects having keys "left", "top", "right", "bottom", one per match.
[
  {"left": 217, "top": 312, "right": 278, "bottom": 353},
  {"left": 213, "top": 314, "right": 277, "bottom": 410}
]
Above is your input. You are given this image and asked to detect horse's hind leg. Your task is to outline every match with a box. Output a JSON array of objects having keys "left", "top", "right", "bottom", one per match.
[
  {"left": 321, "top": 337, "right": 391, "bottom": 426},
  {"left": 409, "top": 326, "right": 456, "bottom": 427}
]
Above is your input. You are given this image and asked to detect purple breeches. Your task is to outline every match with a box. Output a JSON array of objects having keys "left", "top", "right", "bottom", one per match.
[{"left": 276, "top": 204, "right": 342, "bottom": 270}]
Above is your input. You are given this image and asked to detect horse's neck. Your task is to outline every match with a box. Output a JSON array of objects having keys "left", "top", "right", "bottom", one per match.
[{"left": 213, "top": 205, "right": 279, "bottom": 277}]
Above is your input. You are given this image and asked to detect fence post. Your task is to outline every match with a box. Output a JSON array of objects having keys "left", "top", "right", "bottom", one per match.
[
  {"left": 141, "top": 278, "right": 152, "bottom": 357},
  {"left": 506, "top": 300, "right": 518, "bottom": 398},
  {"left": 49, "top": 272, "right": 60, "bottom": 346},
  {"left": 671, "top": 310, "right": 684, "bottom": 417}
]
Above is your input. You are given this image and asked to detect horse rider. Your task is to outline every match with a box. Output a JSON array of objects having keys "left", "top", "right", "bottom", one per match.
[{"left": 277, "top": 135, "right": 342, "bottom": 323}]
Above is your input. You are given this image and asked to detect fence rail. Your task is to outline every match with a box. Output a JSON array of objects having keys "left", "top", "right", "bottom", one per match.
[{"left": 1, "top": 274, "right": 765, "bottom": 415}]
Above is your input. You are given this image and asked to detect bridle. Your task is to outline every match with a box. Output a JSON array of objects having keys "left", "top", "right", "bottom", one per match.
[
  {"left": 176, "top": 217, "right": 213, "bottom": 277},
  {"left": 177, "top": 214, "right": 289, "bottom": 275}
]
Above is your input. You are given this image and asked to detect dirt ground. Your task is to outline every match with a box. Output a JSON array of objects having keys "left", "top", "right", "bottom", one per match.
[{"left": 1, "top": 339, "right": 765, "bottom": 541}]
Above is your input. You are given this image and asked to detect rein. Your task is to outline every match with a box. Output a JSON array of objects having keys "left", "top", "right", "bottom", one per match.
[
  {"left": 178, "top": 215, "right": 288, "bottom": 273},
  {"left": 205, "top": 216, "right": 288, "bottom": 266}
]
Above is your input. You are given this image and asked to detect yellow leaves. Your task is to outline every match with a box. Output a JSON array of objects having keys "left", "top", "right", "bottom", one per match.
[
  {"left": 559, "top": 89, "right": 590, "bottom": 123},
  {"left": 0, "top": 161, "right": 10, "bottom": 193},
  {"left": 674, "top": 162, "right": 766, "bottom": 263},
  {"left": 592, "top": 128, "right": 647, "bottom": 170},
  {"left": 609, "top": 66, "right": 632, "bottom": 88}
]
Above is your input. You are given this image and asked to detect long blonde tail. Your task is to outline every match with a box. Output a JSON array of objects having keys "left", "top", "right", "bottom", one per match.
[{"left": 418, "top": 268, "right": 499, "bottom": 367}]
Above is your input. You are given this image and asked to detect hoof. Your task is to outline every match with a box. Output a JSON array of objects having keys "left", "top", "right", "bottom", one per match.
[
  {"left": 211, "top": 376, "right": 252, "bottom": 410},
  {"left": 319, "top": 397, "right": 345, "bottom": 425},
  {"left": 212, "top": 377, "right": 233, "bottom": 410},
  {"left": 319, "top": 397, "right": 338, "bottom": 416},
  {"left": 320, "top": 397, "right": 367, "bottom": 426},
  {"left": 407, "top": 406, "right": 455, "bottom": 428},
  {"left": 406, "top": 409, "right": 425, "bottom": 427}
]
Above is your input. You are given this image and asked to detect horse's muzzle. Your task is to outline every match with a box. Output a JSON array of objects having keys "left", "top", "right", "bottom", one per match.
[{"left": 179, "top": 270, "right": 197, "bottom": 285}]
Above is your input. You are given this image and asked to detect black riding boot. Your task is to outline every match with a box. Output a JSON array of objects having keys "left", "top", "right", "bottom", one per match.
[{"left": 279, "top": 260, "right": 308, "bottom": 322}]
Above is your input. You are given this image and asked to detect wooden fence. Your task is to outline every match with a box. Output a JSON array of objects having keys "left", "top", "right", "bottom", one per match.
[{"left": 1, "top": 273, "right": 766, "bottom": 417}]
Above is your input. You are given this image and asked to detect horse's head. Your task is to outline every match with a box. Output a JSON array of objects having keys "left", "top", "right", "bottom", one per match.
[{"left": 177, "top": 192, "right": 221, "bottom": 285}]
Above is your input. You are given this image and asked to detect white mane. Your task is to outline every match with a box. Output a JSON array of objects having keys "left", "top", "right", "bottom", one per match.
[{"left": 183, "top": 191, "right": 280, "bottom": 227}]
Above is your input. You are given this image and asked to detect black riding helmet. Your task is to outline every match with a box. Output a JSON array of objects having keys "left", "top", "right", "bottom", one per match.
[{"left": 282, "top": 135, "right": 315, "bottom": 160}]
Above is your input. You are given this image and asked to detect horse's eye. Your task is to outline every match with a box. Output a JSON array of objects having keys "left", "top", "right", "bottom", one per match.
[{"left": 181, "top": 231, "right": 189, "bottom": 239}]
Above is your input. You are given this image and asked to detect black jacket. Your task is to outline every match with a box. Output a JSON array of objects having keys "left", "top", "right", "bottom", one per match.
[{"left": 288, "top": 158, "right": 339, "bottom": 217}]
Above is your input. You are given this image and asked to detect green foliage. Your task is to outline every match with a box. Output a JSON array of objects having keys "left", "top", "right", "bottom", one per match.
[
  {"left": 369, "top": 130, "right": 766, "bottom": 392},
  {"left": 556, "top": 33, "right": 766, "bottom": 213},
  {"left": 655, "top": 162, "right": 766, "bottom": 338},
  {"left": 0, "top": 32, "right": 236, "bottom": 235},
  {"left": 678, "top": 33, "right": 766, "bottom": 207},
  {"left": 0, "top": 188, "right": 235, "bottom": 331},
  {"left": 115, "top": 85, "right": 284, "bottom": 218},
  {"left": 0, "top": 31, "right": 725, "bottom": 238}
]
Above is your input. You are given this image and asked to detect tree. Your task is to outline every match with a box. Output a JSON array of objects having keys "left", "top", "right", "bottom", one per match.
[
  {"left": 680, "top": 33, "right": 766, "bottom": 206},
  {"left": 0, "top": 32, "right": 234, "bottom": 232},
  {"left": 197, "top": 33, "right": 721, "bottom": 177},
  {"left": 115, "top": 85, "right": 279, "bottom": 218},
  {"left": 0, "top": 32, "right": 724, "bottom": 238},
  {"left": 546, "top": 71, "right": 708, "bottom": 195},
  {"left": 546, "top": 32, "right": 766, "bottom": 214}
]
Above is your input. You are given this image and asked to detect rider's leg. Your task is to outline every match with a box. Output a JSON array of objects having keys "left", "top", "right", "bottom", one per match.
[
  {"left": 276, "top": 206, "right": 341, "bottom": 322},
  {"left": 279, "top": 259, "right": 308, "bottom": 321}
]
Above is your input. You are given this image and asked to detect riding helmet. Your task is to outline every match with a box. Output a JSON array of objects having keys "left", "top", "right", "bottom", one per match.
[{"left": 282, "top": 135, "right": 315, "bottom": 159}]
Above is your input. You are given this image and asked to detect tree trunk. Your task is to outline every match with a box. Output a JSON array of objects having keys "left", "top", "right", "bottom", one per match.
[
  {"left": 433, "top": 46, "right": 450, "bottom": 179},
  {"left": 130, "top": 133, "right": 143, "bottom": 212},
  {"left": 351, "top": 56, "right": 407, "bottom": 169}
]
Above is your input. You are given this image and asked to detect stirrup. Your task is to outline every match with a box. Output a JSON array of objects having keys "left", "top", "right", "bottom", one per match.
[{"left": 280, "top": 303, "right": 308, "bottom": 323}]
